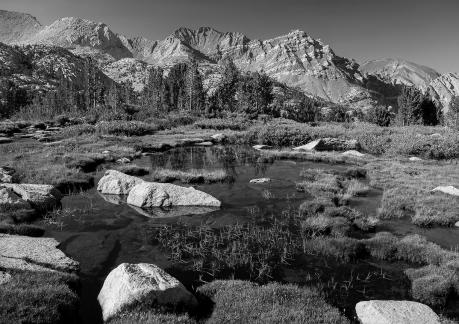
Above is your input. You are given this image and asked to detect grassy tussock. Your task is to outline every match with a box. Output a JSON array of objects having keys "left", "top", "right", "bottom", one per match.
[
  {"left": 0, "top": 270, "right": 79, "bottom": 323},
  {"left": 367, "top": 160, "right": 459, "bottom": 226},
  {"left": 151, "top": 168, "right": 232, "bottom": 184}
]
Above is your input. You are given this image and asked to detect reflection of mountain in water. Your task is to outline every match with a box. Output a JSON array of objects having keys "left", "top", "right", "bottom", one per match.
[{"left": 148, "top": 145, "right": 272, "bottom": 178}]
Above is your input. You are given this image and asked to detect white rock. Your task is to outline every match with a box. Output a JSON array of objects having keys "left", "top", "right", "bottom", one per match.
[
  {"left": 116, "top": 157, "right": 131, "bottom": 164},
  {"left": 97, "top": 170, "right": 144, "bottom": 195},
  {"left": 195, "top": 141, "right": 213, "bottom": 146},
  {"left": 455, "top": 221, "right": 459, "bottom": 228},
  {"left": 0, "top": 271, "right": 11, "bottom": 285},
  {"left": 0, "top": 166, "right": 16, "bottom": 183},
  {"left": 409, "top": 157, "right": 423, "bottom": 162},
  {"left": 0, "top": 187, "right": 31, "bottom": 210},
  {"left": 127, "top": 182, "right": 221, "bottom": 208},
  {"left": 102, "top": 150, "right": 111, "bottom": 155},
  {"left": 211, "top": 133, "right": 226, "bottom": 143},
  {"left": 253, "top": 144, "right": 272, "bottom": 150},
  {"left": 0, "top": 234, "right": 78, "bottom": 273},
  {"left": 293, "top": 139, "right": 321, "bottom": 151},
  {"left": 342, "top": 150, "right": 365, "bottom": 157},
  {"left": 98, "top": 263, "right": 197, "bottom": 322},
  {"left": 0, "top": 137, "right": 12, "bottom": 144},
  {"left": 1, "top": 183, "right": 62, "bottom": 210},
  {"left": 355, "top": 300, "right": 440, "bottom": 324},
  {"left": 432, "top": 186, "right": 459, "bottom": 197},
  {"left": 250, "top": 178, "right": 271, "bottom": 184}
]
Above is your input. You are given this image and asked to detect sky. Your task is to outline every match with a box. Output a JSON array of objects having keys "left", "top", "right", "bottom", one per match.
[{"left": 2, "top": 0, "right": 459, "bottom": 73}]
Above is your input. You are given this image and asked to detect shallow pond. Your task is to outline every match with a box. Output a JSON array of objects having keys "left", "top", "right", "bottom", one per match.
[{"left": 37, "top": 145, "right": 459, "bottom": 323}]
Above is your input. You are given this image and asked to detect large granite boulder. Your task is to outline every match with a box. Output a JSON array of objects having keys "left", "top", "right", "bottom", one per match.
[
  {"left": 1, "top": 183, "right": 62, "bottom": 210},
  {"left": 97, "top": 170, "right": 144, "bottom": 195},
  {"left": 127, "top": 182, "right": 221, "bottom": 208},
  {"left": 355, "top": 300, "right": 440, "bottom": 324},
  {"left": 98, "top": 263, "right": 197, "bottom": 322},
  {"left": 0, "top": 166, "right": 17, "bottom": 183},
  {"left": 432, "top": 186, "right": 459, "bottom": 197},
  {"left": 0, "top": 234, "right": 79, "bottom": 273},
  {"left": 293, "top": 138, "right": 360, "bottom": 152},
  {"left": 0, "top": 187, "right": 32, "bottom": 211}
]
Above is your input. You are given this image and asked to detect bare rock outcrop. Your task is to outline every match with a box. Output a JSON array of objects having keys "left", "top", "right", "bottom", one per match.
[
  {"left": 0, "top": 234, "right": 79, "bottom": 273},
  {"left": 429, "top": 73, "right": 459, "bottom": 113},
  {"left": 355, "top": 300, "right": 440, "bottom": 324},
  {"left": 98, "top": 263, "right": 197, "bottom": 322},
  {"left": 1, "top": 183, "right": 62, "bottom": 210}
]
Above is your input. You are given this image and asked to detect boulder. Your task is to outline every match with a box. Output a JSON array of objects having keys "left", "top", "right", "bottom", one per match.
[
  {"left": 127, "top": 182, "right": 221, "bottom": 208},
  {"left": 1, "top": 183, "right": 62, "bottom": 210},
  {"left": 0, "top": 137, "right": 12, "bottom": 144},
  {"left": 253, "top": 144, "right": 272, "bottom": 150},
  {"left": 342, "top": 150, "right": 365, "bottom": 157},
  {"left": 195, "top": 141, "right": 213, "bottom": 147},
  {"left": 293, "top": 139, "right": 321, "bottom": 151},
  {"left": 98, "top": 263, "right": 197, "bottom": 322},
  {"left": 432, "top": 186, "right": 459, "bottom": 197},
  {"left": 355, "top": 300, "right": 440, "bottom": 324},
  {"left": 116, "top": 157, "right": 131, "bottom": 164},
  {"left": 294, "top": 138, "right": 360, "bottom": 152},
  {"left": 211, "top": 133, "right": 226, "bottom": 143},
  {"left": 0, "top": 271, "right": 11, "bottom": 285},
  {"left": 0, "top": 234, "right": 79, "bottom": 273},
  {"left": 455, "top": 221, "right": 459, "bottom": 228},
  {"left": 0, "top": 187, "right": 32, "bottom": 211},
  {"left": 97, "top": 170, "right": 144, "bottom": 195},
  {"left": 0, "top": 166, "right": 17, "bottom": 183},
  {"left": 250, "top": 178, "right": 271, "bottom": 184}
]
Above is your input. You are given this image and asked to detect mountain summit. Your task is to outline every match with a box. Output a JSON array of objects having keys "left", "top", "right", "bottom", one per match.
[{"left": 0, "top": 10, "right": 42, "bottom": 44}]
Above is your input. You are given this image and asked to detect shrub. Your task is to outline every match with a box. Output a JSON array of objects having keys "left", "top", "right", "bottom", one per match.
[
  {"left": 197, "top": 280, "right": 349, "bottom": 324},
  {"left": 194, "top": 117, "right": 251, "bottom": 131},
  {"left": 0, "top": 224, "right": 45, "bottom": 237}
]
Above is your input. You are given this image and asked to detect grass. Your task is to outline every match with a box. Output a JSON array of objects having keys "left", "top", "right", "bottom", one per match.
[
  {"left": 193, "top": 117, "right": 252, "bottom": 131},
  {"left": 198, "top": 280, "right": 348, "bottom": 324},
  {"left": 367, "top": 160, "right": 459, "bottom": 227},
  {"left": 0, "top": 269, "right": 79, "bottom": 324},
  {"left": 151, "top": 168, "right": 232, "bottom": 184},
  {"left": 95, "top": 121, "right": 159, "bottom": 136},
  {"left": 110, "top": 280, "right": 347, "bottom": 324},
  {"left": 0, "top": 223, "right": 45, "bottom": 237}
]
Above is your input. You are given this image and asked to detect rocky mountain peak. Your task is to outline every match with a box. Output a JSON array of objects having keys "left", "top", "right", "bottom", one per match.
[{"left": 0, "top": 10, "right": 42, "bottom": 44}]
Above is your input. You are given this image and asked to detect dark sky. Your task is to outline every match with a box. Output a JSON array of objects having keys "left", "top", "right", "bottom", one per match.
[{"left": 2, "top": 0, "right": 458, "bottom": 73}]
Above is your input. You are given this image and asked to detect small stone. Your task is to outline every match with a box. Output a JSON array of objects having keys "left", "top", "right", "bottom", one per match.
[
  {"left": 253, "top": 144, "right": 272, "bottom": 150},
  {"left": 211, "top": 133, "right": 226, "bottom": 143},
  {"left": 0, "top": 271, "right": 11, "bottom": 285},
  {"left": 250, "top": 178, "right": 271, "bottom": 184},
  {"left": 342, "top": 150, "right": 365, "bottom": 157},
  {"left": 293, "top": 139, "right": 321, "bottom": 151},
  {"left": 102, "top": 150, "right": 111, "bottom": 155},
  {"left": 409, "top": 157, "right": 423, "bottom": 162},
  {"left": 454, "top": 221, "right": 459, "bottom": 228},
  {"left": 195, "top": 141, "right": 213, "bottom": 146}
]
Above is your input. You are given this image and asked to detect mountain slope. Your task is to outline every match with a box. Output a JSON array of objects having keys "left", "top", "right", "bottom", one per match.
[
  {"left": 429, "top": 73, "right": 459, "bottom": 112},
  {"left": 360, "top": 58, "right": 440, "bottom": 91},
  {"left": 23, "top": 17, "right": 132, "bottom": 63},
  {"left": 0, "top": 10, "right": 42, "bottom": 44}
]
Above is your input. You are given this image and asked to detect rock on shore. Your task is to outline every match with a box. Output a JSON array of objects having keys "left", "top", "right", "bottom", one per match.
[
  {"left": 97, "top": 170, "right": 144, "bottom": 195},
  {"left": 127, "top": 181, "right": 221, "bottom": 208},
  {"left": 98, "top": 263, "right": 197, "bottom": 322},
  {"left": 293, "top": 138, "right": 360, "bottom": 152},
  {"left": 355, "top": 300, "right": 440, "bottom": 324}
]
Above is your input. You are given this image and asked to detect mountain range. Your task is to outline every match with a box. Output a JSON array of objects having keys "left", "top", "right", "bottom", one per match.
[{"left": 0, "top": 9, "right": 458, "bottom": 111}]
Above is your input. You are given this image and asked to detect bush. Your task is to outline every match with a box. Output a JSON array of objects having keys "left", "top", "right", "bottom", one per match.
[
  {"left": 194, "top": 117, "right": 251, "bottom": 131},
  {"left": 197, "top": 280, "right": 349, "bottom": 324},
  {"left": 0, "top": 224, "right": 45, "bottom": 237}
]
